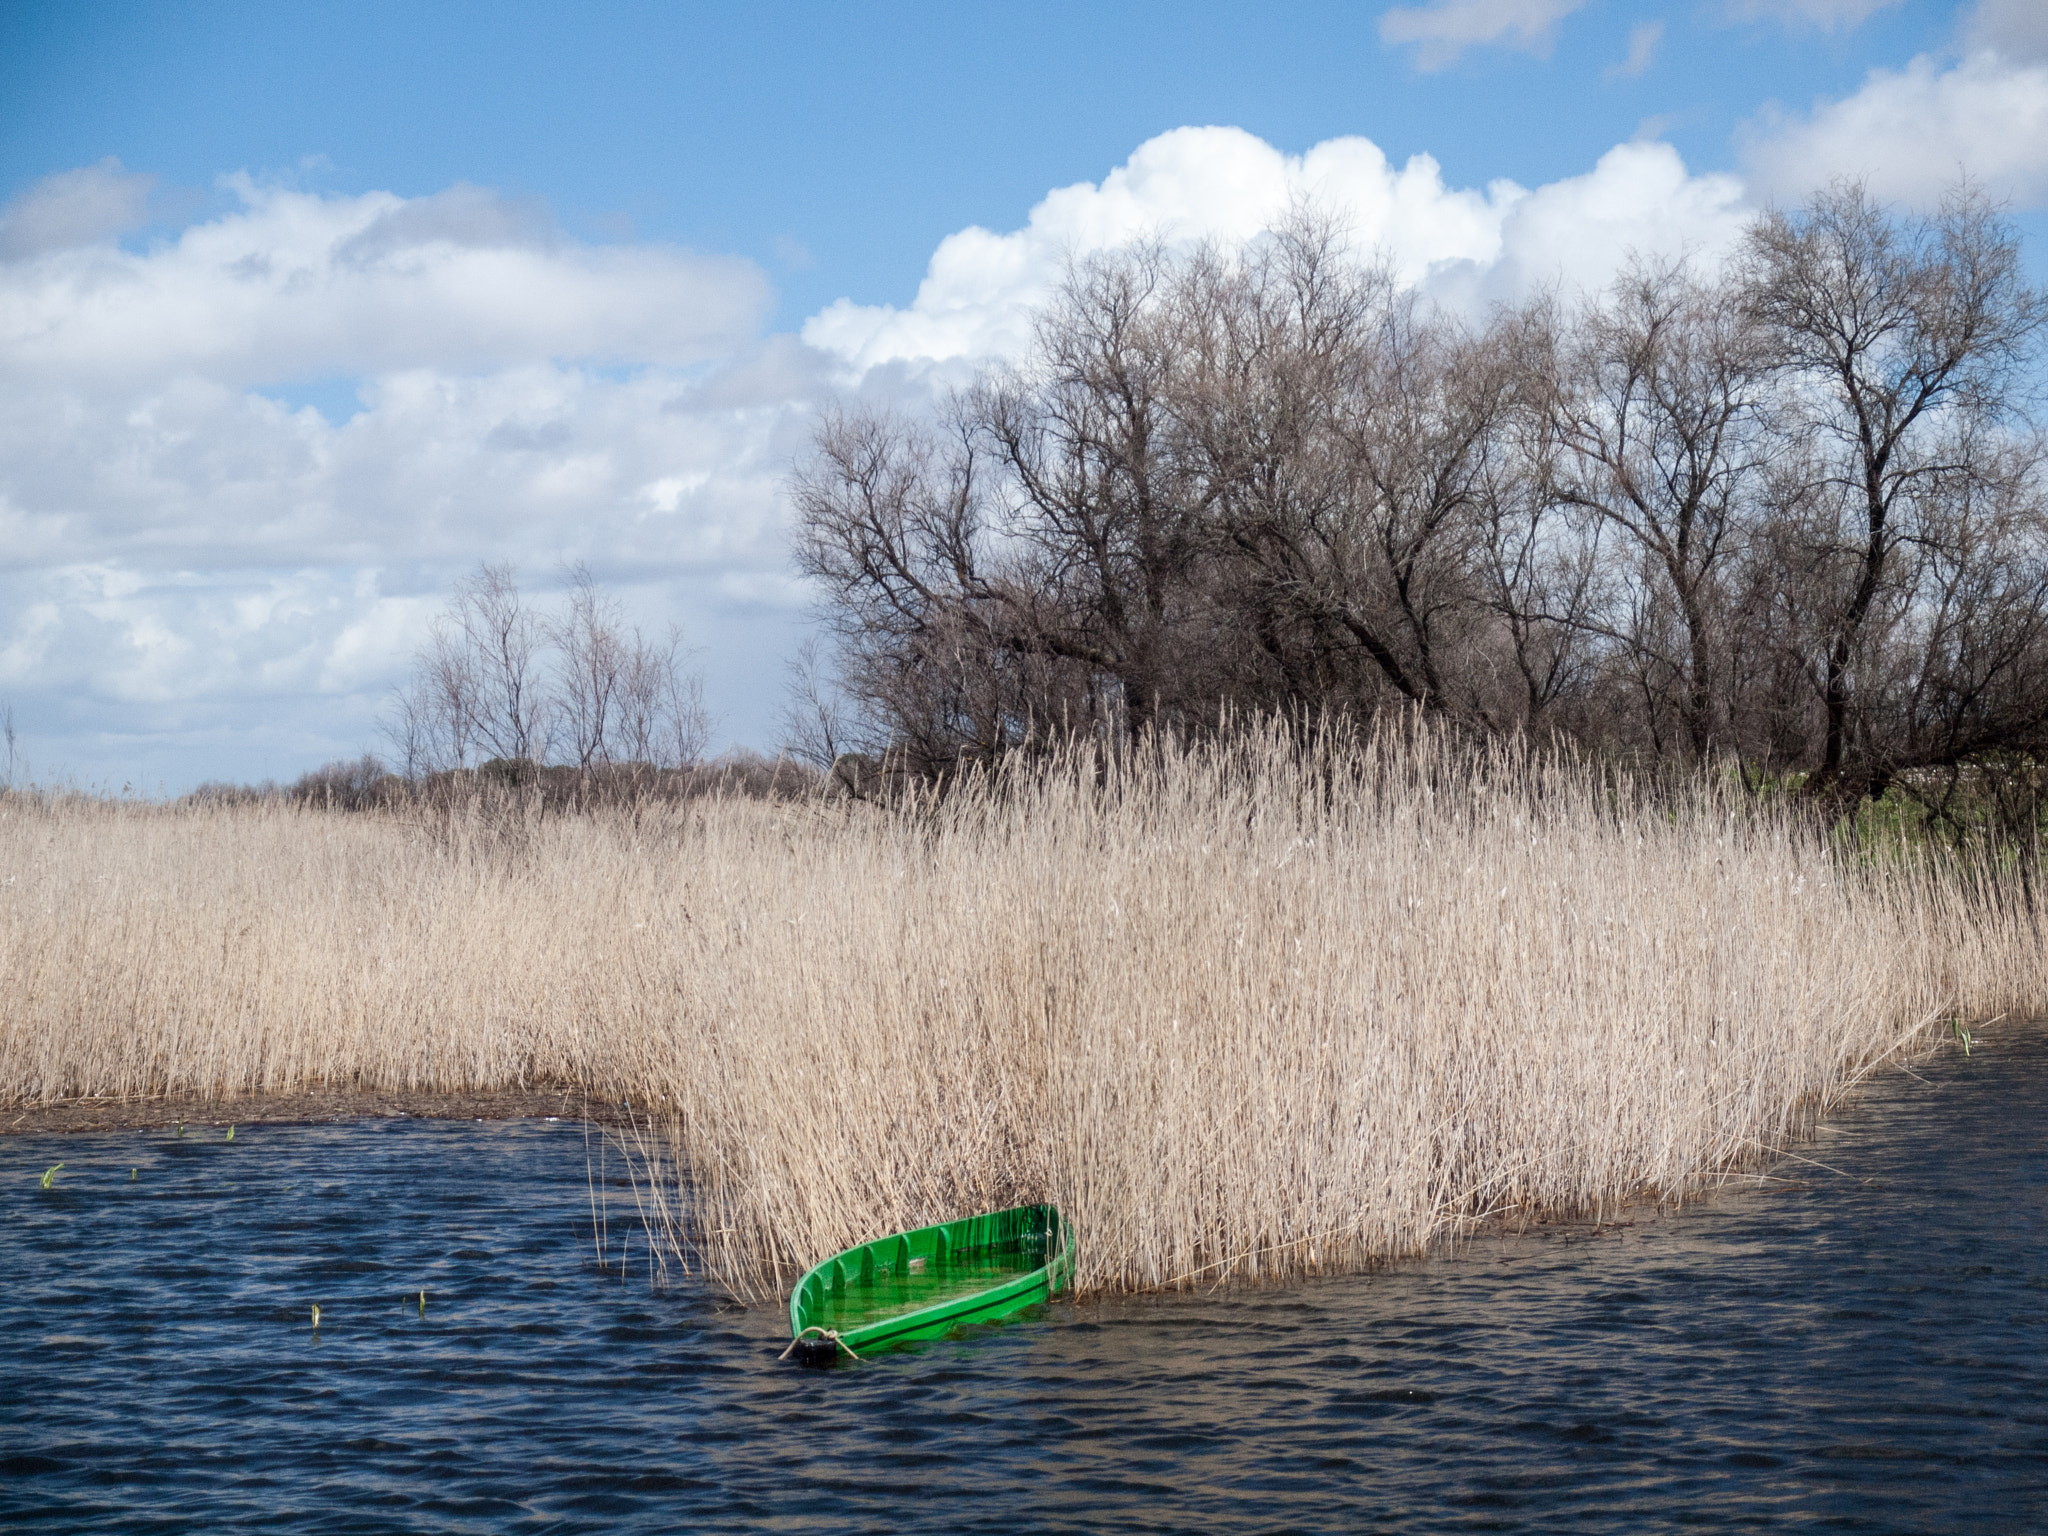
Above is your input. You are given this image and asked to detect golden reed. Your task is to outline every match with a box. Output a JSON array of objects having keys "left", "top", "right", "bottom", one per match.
[{"left": 4, "top": 723, "right": 2040, "bottom": 1296}]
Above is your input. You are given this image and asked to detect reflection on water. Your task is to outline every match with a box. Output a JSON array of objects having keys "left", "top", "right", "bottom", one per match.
[{"left": 4, "top": 1028, "right": 2046, "bottom": 1533}]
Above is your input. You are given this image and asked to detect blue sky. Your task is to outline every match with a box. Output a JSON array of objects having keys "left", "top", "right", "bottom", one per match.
[
  {"left": 2, "top": 0, "right": 2045, "bottom": 788},
  {"left": 0, "top": 2, "right": 2004, "bottom": 323}
]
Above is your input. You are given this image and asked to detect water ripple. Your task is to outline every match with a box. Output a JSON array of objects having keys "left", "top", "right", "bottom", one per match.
[{"left": 5, "top": 1031, "right": 2048, "bottom": 1531}]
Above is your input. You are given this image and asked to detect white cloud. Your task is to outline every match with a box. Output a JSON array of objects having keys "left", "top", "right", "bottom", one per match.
[
  {"left": 1379, "top": 0, "right": 1586, "bottom": 69},
  {"left": 1968, "top": 0, "right": 2048, "bottom": 61},
  {"left": 1433, "top": 141, "right": 1752, "bottom": 305},
  {"left": 805, "top": 127, "right": 1749, "bottom": 370},
  {"left": 0, "top": 350, "right": 826, "bottom": 778},
  {"left": 0, "top": 173, "right": 770, "bottom": 390},
  {"left": 1723, "top": 0, "right": 1904, "bottom": 31},
  {"left": 1606, "top": 21, "right": 1664, "bottom": 80},
  {"left": 0, "top": 128, "right": 1767, "bottom": 788},
  {"left": 0, "top": 173, "right": 819, "bottom": 785},
  {"left": 0, "top": 158, "right": 156, "bottom": 261},
  {"left": 1741, "top": 49, "right": 2048, "bottom": 206},
  {"left": 806, "top": 128, "right": 1503, "bottom": 366}
]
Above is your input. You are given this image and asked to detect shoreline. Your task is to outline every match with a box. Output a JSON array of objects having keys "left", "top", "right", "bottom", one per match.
[{"left": 2, "top": 1083, "right": 615, "bottom": 1136}]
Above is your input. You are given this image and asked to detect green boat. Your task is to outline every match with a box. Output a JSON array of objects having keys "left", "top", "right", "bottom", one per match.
[{"left": 783, "top": 1203, "right": 1073, "bottom": 1364}]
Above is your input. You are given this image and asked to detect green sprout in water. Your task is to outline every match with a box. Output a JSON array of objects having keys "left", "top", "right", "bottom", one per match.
[
  {"left": 1951, "top": 1018, "right": 1975, "bottom": 1055},
  {"left": 225, "top": 1125, "right": 235, "bottom": 1142},
  {"left": 175, "top": 1122, "right": 184, "bottom": 1138},
  {"left": 130, "top": 1168, "right": 137, "bottom": 1182},
  {"left": 40, "top": 1164, "right": 62, "bottom": 1189},
  {"left": 311, "top": 1304, "right": 321, "bottom": 1330}
]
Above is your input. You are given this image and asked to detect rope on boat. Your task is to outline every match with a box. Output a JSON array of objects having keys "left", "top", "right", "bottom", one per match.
[{"left": 780, "top": 1326, "right": 861, "bottom": 1361}]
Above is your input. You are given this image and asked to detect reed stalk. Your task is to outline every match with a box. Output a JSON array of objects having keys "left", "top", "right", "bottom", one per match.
[{"left": 4, "top": 723, "right": 2042, "bottom": 1297}]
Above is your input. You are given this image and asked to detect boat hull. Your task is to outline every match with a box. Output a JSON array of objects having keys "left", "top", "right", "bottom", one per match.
[{"left": 787, "top": 1203, "right": 1071, "bottom": 1356}]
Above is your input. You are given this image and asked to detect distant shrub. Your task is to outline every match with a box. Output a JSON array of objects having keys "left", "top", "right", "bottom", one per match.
[
  {"left": 182, "top": 780, "right": 280, "bottom": 808},
  {"left": 280, "top": 749, "right": 829, "bottom": 815},
  {"left": 288, "top": 754, "right": 405, "bottom": 811}
]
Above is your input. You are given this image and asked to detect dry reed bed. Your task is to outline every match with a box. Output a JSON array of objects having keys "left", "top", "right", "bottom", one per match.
[{"left": 3, "top": 726, "right": 2041, "bottom": 1297}]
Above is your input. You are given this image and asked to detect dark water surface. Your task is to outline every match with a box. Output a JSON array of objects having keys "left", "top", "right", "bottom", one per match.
[{"left": 4, "top": 1031, "right": 2046, "bottom": 1534}]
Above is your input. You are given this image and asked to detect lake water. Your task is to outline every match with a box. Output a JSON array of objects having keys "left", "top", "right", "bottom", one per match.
[{"left": 4, "top": 1028, "right": 2045, "bottom": 1533}]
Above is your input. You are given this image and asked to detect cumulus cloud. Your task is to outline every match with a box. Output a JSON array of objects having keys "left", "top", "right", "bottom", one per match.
[
  {"left": 1378, "top": 0, "right": 1587, "bottom": 70},
  {"left": 1433, "top": 141, "right": 1752, "bottom": 305},
  {"left": 1741, "top": 49, "right": 2048, "bottom": 206},
  {"left": 0, "top": 565, "right": 403, "bottom": 707},
  {"left": 0, "top": 175, "right": 770, "bottom": 390},
  {"left": 806, "top": 128, "right": 1496, "bottom": 366},
  {"left": 0, "top": 124, "right": 1809, "bottom": 788},
  {"left": 1723, "top": 0, "right": 1904, "bottom": 31},
  {"left": 0, "top": 354, "right": 820, "bottom": 574},
  {"left": 0, "top": 173, "right": 811, "bottom": 785},
  {"left": 0, "top": 352, "right": 825, "bottom": 785},
  {"left": 0, "top": 158, "right": 156, "bottom": 261},
  {"left": 804, "top": 127, "right": 1749, "bottom": 370}
]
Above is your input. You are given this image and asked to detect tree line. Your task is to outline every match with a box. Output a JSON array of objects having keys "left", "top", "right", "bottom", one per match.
[
  {"left": 789, "top": 182, "right": 2047, "bottom": 829},
  {"left": 386, "top": 562, "right": 710, "bottom": 778}
]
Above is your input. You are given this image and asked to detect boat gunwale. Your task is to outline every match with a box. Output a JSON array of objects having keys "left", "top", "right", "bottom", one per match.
[{"left": 787, "top": 1203, "right": 1073, "bottom": 1352}]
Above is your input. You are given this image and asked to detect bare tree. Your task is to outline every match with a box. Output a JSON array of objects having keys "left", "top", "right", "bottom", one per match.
[
  {"left": 792, "top": 222, "right": 1535, "bottom": 766},
  {"left": 385, "top": 562, "right": 711, "bottom": 778},
  {"left": 794, "top": 407, "right": 989, "bottom": 763},
  {"left": 382, "top": 676, "right": 435, "bottom": 780},
  {"left": 780, "top": 639, "right": 851, "bottom": 766},
  {"left": 553, "top": 564, "right": 628, "bottom": 769},
  {"left": 975, "top": 242, "right": 1215, "bottom": 733},
  {"left": 1871, "top": 438, "right": 2048, "bottom": 801},
  {"left": 453, "top": 562, "right": 552, "bottom": 764},
  {"left": 1536, "top": 258, "right": 1771, "bottom": 761},
  {"left": 1476, "top": 423, "right": 1605, "bottom": 734},
  {"left": 551, "top": 566, "right": 713, "bottom": 772},
  {"left": 1742, "top": 180, "right": 2045, "bottom": 799},
  {"left": 388, "top": 614, "right": 482, "bottom": 773},
  {"left": 1237, "top": 237, "right": 1525, "bottom": 722},
  {"left": 791, "top": 187, "right": 2046, "bottom": 812},
  {"left": 614, "top": 624, "right": 711, "bottom": 769},
  {"left": 1173, "top": 229, "right": 1431, "bottom": 711}
]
